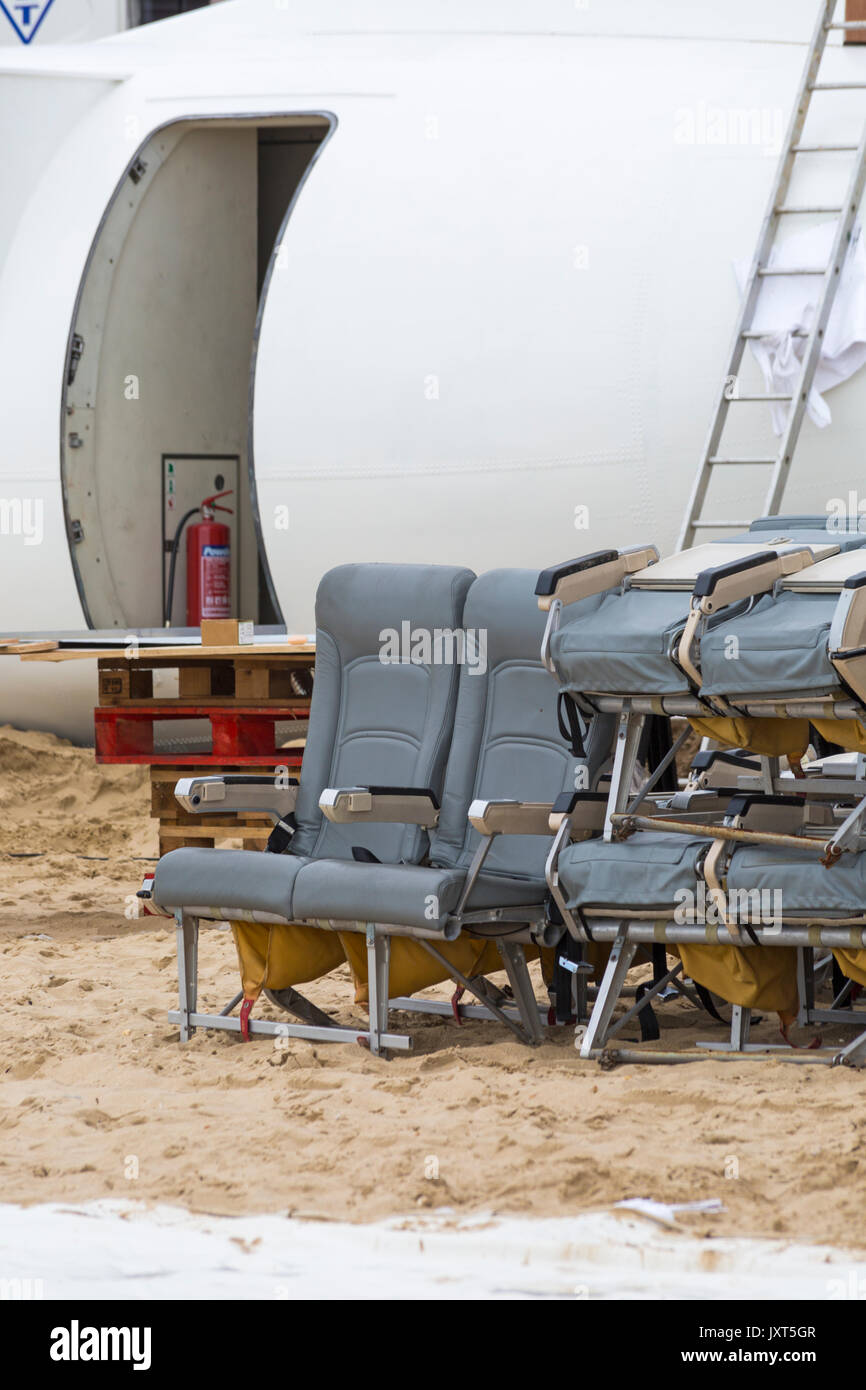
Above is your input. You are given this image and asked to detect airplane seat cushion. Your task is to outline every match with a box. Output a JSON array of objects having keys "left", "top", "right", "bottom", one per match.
[
  {"left": 549, "top": 589, "right": 694, "bottom": 696},
  {"left": 698, "top": 591, "right": 838, "bottom": 697},
  {"left": 291, "top": 858, "right": 543, "bottom": 932},
  {"left": 557, "top": 831, "right": 709, "bottom": 912},
  {"left": 153, "top": 846, "right": 304, "bottom": 917},
  {"left": 727, "top": 842, "right": 866, "bottom": 918}
]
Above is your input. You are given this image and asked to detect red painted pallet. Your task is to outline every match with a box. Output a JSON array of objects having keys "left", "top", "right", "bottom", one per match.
[{"left": 94, "top": 703, "right": 307, "bottom": 765}]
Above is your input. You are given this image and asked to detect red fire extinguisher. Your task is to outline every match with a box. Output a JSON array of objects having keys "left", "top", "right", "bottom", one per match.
[{"left": 185, "top": 490, "right": 233, "bottom": 626}]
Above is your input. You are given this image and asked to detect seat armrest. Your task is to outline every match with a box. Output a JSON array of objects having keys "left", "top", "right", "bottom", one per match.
[
  {"left": 692, "top": 547, "right": 814, "bottom": 616},
  {"left": 829, "top": 571, "right": 866, "bottom": 651},
  {"left": 535, "top": 545, "right": 659, "bottom": 611},
  {"left": 546, "top": 791, "right": 609, "bottom": 835},
  {"left": 685, "top": 749, "right": 761, "bottom": 790},
  {"left": 827, "top": 575, "right": 866, "bottom": 704},
  {"left": 467, "top": 799, "right": 556, "bottom": 836},
  {"left": 319, "top": 786, "right": 440, "bottom": 827},
  {"left": 175, "top": 774, "right": 298, "bottom": 822},
  {"left": 136, "top": 871, "right": 173, "bottom": 915},
  {"left": 668, "top": 788, "right": 748, "bottom": 814},
  {"left": 723, "top": 792, "right": 807, "bottom": 833}
]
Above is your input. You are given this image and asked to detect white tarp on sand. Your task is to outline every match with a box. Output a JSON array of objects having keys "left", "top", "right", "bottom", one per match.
[{"left": 1, "top": 1200, "right": 864, "bottom": 1301}]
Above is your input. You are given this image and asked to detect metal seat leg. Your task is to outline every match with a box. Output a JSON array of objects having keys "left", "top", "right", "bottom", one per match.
[
  {"left": 496, "top": 940, "right": 544, "bottom": 1045},
  {"left": 698, "top": 1000, "right": 790, "bottom": 1053},
  {"left": 579, "top": 924, "right": 637, "bottom": 1058},
  {"left": 730, "top": 1004, "right": 750, "bottom": 1049},
  {"left": 797, "top": 947, "right": 812, "bottom": 1027},
  {"left": 366, "top": 924, "right": 391, "bottom": 1056},
  {"left": 175, "top": 909, "right": 199, "bottom": 1043}
]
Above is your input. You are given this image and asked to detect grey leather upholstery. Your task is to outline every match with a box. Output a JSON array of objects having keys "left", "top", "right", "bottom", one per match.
[
  {"left": 550, "top": 588, "right": 695, "bottom": 696},
  {"left": 290, "top": 563, "right": 474, "bottom": 865},
  {"left": 549, "top": 516, "right": 866, "bottom": 700},
  {"left": 558, "top": 830, "right": 866, "bottom": 922},
  {"left": 292, "top": 860, "right": 542, "bottom": 932},
  {"left": 153, "top": 846, "right": 303, "bottom": 917},
  {"left": 558, "top": 831, "right": 709, "bottom": 913},
  {"left": 699, "top": 513, "right": 866, "bottom": 700},
  {"left": 727, "top": 842, "right": 866, "bottom": 918},
  {"left": 428, "top": 568, "right": 598, "bottom": 882},
  {"left": 292, "top": 569, "right": 614, "bottom": 928},
  {"left": 699, "top": 590, "right": 839, "bottom": 698},
  {"left": 153, "top": 562, "right": 475, "bottom": 913}
]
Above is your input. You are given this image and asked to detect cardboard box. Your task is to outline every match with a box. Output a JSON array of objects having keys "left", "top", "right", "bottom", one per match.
[
  {"left": 200, "top": 619, "right": 254, "bottom": 647},
  {"left": 846, "top": 0, "right": 866, "bottom": 42}
]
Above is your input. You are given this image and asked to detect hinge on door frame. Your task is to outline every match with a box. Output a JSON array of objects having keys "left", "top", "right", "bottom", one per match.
[{"left": 67, "top": 333, "right": 84, "bottom": 386}]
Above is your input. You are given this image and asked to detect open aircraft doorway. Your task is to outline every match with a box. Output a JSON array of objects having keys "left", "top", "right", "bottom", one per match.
[{"left": 61, "top": 112, "right": 334, "bottom": 630}]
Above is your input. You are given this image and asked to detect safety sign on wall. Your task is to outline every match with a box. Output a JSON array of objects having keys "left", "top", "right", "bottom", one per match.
[{"left": 0, "top": 1, "right": 56, "bottom": 44}]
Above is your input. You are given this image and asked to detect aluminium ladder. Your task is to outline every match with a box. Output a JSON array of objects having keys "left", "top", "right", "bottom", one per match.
[{"left": 677, "top": 0, "right": 866, "bottom": 551}]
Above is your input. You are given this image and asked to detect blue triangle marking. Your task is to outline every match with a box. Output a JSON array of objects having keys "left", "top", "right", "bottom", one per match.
[{"left": 0, "top": 0, "right": 57, "bottom": 45}]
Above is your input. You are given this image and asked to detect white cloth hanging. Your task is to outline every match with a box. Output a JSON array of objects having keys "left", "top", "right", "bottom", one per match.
[{"left": 733, "top": 220, "right": 866, "bottom": 434}]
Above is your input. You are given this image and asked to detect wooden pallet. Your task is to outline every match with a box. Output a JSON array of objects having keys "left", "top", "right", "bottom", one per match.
[
  {"left": 94, "top": 703, "right": 308, "bottom": 764},
  {"left": 92, "top": 643, "right": 315, "bottom": 765},
  {"left": 151, "top": 767, "right": 275, "bottom": 856},
  {"left": 4, "top": 638, "right": 314, "bottom": 849},
  {"left": 95, "top": 648, "right": 314, "bottom": 707}
]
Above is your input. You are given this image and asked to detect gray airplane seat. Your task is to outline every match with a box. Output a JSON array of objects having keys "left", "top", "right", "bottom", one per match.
[
  {"left": 552, "top": 792, "right": 866, "bottom": 1064},
  {"left": 538, "top": 523, "right": 838, "bottom": 707},
  {"left": 293, "top": 568, "right": 608, "bottom": 927},
  {"left": 556, "top": 829, "right": 710, "bottom": 919},
  {"left": 697, "top": 517, "right": 866, "bottom": 713},
  {"left": 539, "top": 520, "right": 866, "bottom": 1064},
  {"left": 725, "top": 839, "right": 866, "bottom": 921},
  {"left": 289, "top": 568, "right": 615, "bottom": 1046},
  {"left": 153, "top": 561, "right": 475, "bottom": 914},
  {"left": 150, "top": 561, "right": 475, "bottom": 1049},
  {"left": 558, "top": 818, "right": 866, "bottom": 927}
]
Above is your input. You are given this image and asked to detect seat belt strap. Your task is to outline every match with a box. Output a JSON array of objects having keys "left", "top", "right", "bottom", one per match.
[{"left": 557, "top": 692, "right": 586, "bottom": 758}]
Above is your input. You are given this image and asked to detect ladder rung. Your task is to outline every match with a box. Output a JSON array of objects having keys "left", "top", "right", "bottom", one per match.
[
  {"left": 707, "top": 457, "right": 776, "bottom": 466},
  {"left": 826, "top": 20, "right": 866, "bottom": 27},
  {"left": 741, "top": 328, "right": 808, "bottom": 339},
  {"left": 691, "top": 521, "right": 752, "bottom": 530},
  {"left": 809, "top": 81, "right": 866, "bottom": 90},
  {"left": 775, "top": 204, "right": 843, "bottom": 213},
  {"left": 725, "top": 394, "right": 793, "bottom": 402},
  {"left": 757, "top": 266, "right": 827, "bottom": 275},
  {"left": 792, "top": 143, "right": 858, "bottom": 152}
]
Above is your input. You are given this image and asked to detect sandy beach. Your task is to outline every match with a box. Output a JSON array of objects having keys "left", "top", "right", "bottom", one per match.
[{"left": 1, "top": 724, "right": 865, "bottom": 1253}]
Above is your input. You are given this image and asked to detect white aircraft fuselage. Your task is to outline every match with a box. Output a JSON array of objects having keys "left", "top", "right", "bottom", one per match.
[{"left": 0, "top": 0, "right": 864, "bottom": 738}]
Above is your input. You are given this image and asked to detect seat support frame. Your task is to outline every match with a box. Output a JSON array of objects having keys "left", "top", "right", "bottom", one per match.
[
  {"left": 168, "top": 910, "right": 413, "bottom": 1054},
  {"left": 571, "top": 920, "right": 866, "bottom": 1062},
  {"left": 168, "top": 904, "right": 553, "bottom": 1055}
]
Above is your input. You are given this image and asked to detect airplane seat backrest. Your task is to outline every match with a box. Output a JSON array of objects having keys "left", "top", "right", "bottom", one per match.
[
  {"left": 430, "top": 568, "right": 585, "bottom": 883},
  {"left": 290, "top": 562, "right": 475, "bottom": 864}
]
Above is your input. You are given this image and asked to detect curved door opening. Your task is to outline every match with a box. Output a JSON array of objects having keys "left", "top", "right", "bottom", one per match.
[{"left": 62, "top": 113, "right": 333, "bottom": 629}]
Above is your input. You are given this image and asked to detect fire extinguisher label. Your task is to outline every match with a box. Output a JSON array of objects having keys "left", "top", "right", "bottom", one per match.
[{"left": 200, "top": 544, "right": 231, "bottom": 619}]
